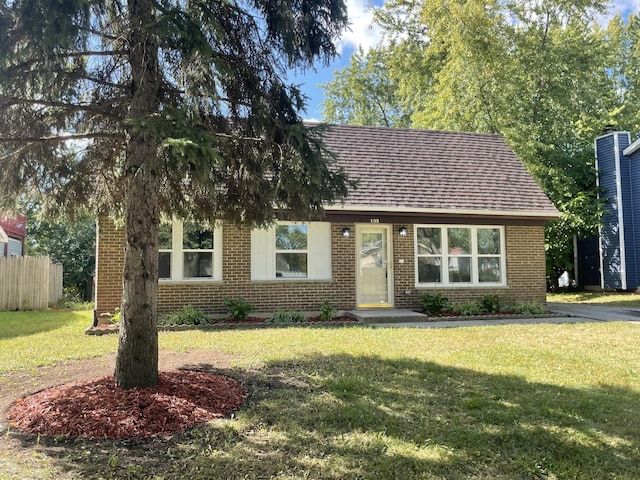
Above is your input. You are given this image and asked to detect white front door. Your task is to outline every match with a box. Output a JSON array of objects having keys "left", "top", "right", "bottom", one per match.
[{"left": 357, "top": 225, "right": 393, "bottom": 307}]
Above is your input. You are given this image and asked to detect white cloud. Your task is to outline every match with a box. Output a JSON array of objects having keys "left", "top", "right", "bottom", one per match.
[
  {"left": 337, "top": 0, "right": 384, "bottom": 53},
  {"left": 611, "top": 0, "right": 640, "bottom": 15}
]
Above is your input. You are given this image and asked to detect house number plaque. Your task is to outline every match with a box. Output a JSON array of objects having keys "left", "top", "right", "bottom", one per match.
[{"left": 370, "top": 219, "right": 380, "bottom": 224}]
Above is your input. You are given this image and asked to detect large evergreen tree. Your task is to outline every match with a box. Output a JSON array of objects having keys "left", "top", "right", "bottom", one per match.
[{"left": 0, "top": 0, "right": 351, "bottom": 388}]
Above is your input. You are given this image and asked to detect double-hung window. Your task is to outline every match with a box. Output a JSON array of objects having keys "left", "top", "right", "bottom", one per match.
[
  {"left": 275, "top": 224, "right": 309, "bottom": 278},
  {"left": 251, "top": 222, "right": 331, "bottom": 280},
  {"left": 158, "top": 220, "right": 222, "bottom": 281},
  {"left": 415, "top": 225, "right": 505, "bottom": 286}
]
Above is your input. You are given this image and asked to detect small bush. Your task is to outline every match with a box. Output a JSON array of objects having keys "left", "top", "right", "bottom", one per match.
[
  {"left": 510, "top": 301, "right": 546, "bottom": 315},
  {"left": 267, "top": 311, "right": 306, "bottom": 324},
  {"left": 450, "top": 300, "right": 482, "bottom": 316},
  {"left": 52, "top": 290, "right": 94, "bottom": 310},
  {"left": 224, "top": 297, "right": 253, "bottom": 321},
  {"left": 480, "top": 294, "right": 501, "bottom": 313},
  {"left": 319, "top": 301, "right": 336, "bottom": 322},
  {"left": 159, "top": 305, "right": 209, "bottom": 326},
  {"left": 421, "top": 293, "right": 450, "bottom": 315}
]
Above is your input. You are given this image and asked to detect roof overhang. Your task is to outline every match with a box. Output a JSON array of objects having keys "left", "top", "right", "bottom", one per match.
[
  {"left": 623, "top": 137, "right": 640, "bottom": 156},
  {"left": 324, "top": 205, "right": 560, "bottom": 221},
  {"left": 0, "top": 226, "right": 8, "bottom": 243}
]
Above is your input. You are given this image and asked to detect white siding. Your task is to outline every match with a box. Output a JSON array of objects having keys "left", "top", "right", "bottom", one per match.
[{"left": 7, "top": 237, "right": 22, "bottom": 257}]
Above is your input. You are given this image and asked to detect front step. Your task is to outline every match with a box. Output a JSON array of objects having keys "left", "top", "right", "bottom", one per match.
[{"left": 347, "top": 309, "right": 428, "bottom": 324}]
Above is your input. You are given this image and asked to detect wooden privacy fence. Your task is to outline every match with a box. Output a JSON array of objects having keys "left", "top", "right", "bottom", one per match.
[{"left": 0, "top": 256, "right": 63, "bottom": 310}]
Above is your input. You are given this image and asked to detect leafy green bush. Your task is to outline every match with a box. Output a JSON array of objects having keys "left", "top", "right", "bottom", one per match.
[
  {"left": 510, "top": 301, "right": 546, "bottom": 315},
  {"left": 319, "top": 301, "right": 336, "bottom": 322},
  {"left": 223, "top": 297, "right": 253, "bottom": 321},
  {"left": 52, "top": 289, "right": 94, "bottom": 310},
  {"left": 480, "top": 294, "right": 501, "bottom": 313},
  {"left": 450, "top": 300, "right": 482, "bottom": 316},
  {"left": 421, "top": 293, "right": 450, "bottom": 315},
  {"left": 267, "top": 311, "right": 306, "bottom": 324},
  {"left": 159, "top": 305, "right": 209, "bottom": 326}
]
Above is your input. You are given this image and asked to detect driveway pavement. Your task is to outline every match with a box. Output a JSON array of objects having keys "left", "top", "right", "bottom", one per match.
[
  {"left": 368, "top": 303, "right": 640, "bottom": 329},
  {"left": 546, "top": 302, "right": 640, "bottom": 322}
]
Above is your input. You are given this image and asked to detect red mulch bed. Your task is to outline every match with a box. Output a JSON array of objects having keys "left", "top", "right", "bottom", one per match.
[{"left": 6, "top": 370, "right": 246, "bottom": 440}]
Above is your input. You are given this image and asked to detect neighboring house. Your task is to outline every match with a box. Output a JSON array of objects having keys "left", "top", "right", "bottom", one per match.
[
  {"left": 95, "top": 125, "right": 559, "bottom": 317},
  {"left": 576, "top": 130, "right": 640, "bottom": 291},
  {"left": 0, "top": 214, "right": 26, "bottom": 257}
]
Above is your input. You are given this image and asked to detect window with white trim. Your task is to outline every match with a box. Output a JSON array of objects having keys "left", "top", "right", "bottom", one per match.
[
  {"left": 415, "top": 225, "right": 505, "bottom": 286},
  {"left": 251, "top": 222, "right": 331, "bottom": 280},
  {"left": 158, "top": 220, "right": 222, "bottom": 281}
]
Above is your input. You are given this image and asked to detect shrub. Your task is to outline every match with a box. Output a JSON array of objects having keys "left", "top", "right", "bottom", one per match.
[
  {"left": 510, "top": 301, "right": 546, "bottom": 315},
  {"left": 319, "top": 301, "right": 336, "bottom": 322},
  {"left": 480, "top": 294, "right": 501, "bottom": 313},
  {"left": 421, "top": 293, "right": 450, "bottom": 315},
  {"left": 223, "top": 297, "right": 253, "bottom": 321},
  {"left": 267, "top": 311, "right": 306, "bottom": 324},
  {"left": 159, "top": 305, "right": 209, "bottom": 326},
  {"left": 450, "top": 300, "right": 482, "bottom": 316}
]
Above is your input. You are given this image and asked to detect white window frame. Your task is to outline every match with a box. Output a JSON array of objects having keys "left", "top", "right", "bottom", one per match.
[
  {"left": 251, "top": 221, "right": 332, "bottom": 281},
  {"left": 275, "top": 222, "right": 310, "bottom": 279},
  {"left": 414, "top": 225, "right": 506, "bottom": 287},
  {"left": 159, "top": 219, "right": 222, "bottom": 282}
]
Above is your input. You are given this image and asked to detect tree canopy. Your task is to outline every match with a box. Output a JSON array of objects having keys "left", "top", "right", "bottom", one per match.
[
  {"left": 322, "top": 0, "right": 640, "bottom": 282},
  {"left": 0, "top": 0, "right": 352, "bottom": 388}
]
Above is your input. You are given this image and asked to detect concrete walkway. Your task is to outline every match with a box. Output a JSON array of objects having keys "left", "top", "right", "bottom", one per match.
[{"left": 352, "top": 303, "right": 640, "bottom": 329}]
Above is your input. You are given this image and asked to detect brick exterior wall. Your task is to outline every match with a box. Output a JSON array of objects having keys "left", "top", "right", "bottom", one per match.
[
  {"left": 95, "top": 218, "right": 547, "bottom": 319},
  {"left": 392, "top": 224, "right": 547, "bottom": 308}
]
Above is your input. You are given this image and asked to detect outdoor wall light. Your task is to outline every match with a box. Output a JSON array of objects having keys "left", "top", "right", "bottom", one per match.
[
  {"left": 341, "top": 227, "right": 351, "bottom": 238},
  {"left": 398, "top": 226, "right": 408, "bottom": 237}
]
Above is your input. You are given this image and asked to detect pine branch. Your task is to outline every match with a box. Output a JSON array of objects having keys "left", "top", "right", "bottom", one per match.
[
  {"left": 0, "top": 97, "right": 126, "bottom": 120},
  {"left": 0, "top": 132, "right": 124, "bottom": 144}
]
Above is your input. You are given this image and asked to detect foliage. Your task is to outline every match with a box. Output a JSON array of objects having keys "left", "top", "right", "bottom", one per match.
[
  {"left": 267, "top": 311, "right": 306, "bottom": 324},
  {"left": 0, "top": 0, "right": 351, "bottom": 388},
  {"left": 510, "top": 301, "right": 546, "bottom": 315},
  {"left": 480, "top": 294, "right": 501, "bottom": 313},
  {"left": 322, "top": 47, "right": 412, "bottom": 127},
  {"left": 319, "top": 300, "right": 337, "bottom": 321},
  {"left": 421, "top": 293, "right": 450, "bottom": 315},
  {"left": 25, "top": 208, "right": 96, "bottom": 299},
  {"left": 449, "top": 300, "right": 482, "bottom": 316},
  {"left": 223, "top": 297, "right": 253, "bottom": 322},
  {"left": 159, "top": 305, "right": 209, "bottom": 326},
  {"left": 51, "top": 288, "right": 94, "bottom": 310}
]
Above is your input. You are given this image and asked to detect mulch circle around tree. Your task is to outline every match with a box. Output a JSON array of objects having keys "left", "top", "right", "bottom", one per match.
[{"left": 6, "top": 370, "right": 246, "bottom": 440}]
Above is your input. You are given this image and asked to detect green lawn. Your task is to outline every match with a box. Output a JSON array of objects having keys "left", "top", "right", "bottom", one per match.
[
  {"left": 1, "top": 310, "right": 640, "bottom": 479},
  {"left": 548, "top": 291, "right": 640, "bottom": 307}
]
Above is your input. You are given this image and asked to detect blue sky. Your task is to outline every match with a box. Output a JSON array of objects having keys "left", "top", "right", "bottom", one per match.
[{"left": 291, "top": 0, "right": 640, "bottom": 122}]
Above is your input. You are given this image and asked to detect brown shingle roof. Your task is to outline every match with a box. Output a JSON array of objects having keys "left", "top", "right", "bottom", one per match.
[{"left": 319, "top": 124, "right": 558, "bottom": 218}]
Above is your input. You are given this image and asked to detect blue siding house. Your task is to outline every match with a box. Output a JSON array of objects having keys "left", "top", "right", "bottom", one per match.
[{"left": 589, "top": 131, "right": 640, "bottom": 290}]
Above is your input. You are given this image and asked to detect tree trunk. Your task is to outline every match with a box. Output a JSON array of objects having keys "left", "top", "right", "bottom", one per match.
[{"left": 114, "top": 0, "right": 161, "bottom": 389}]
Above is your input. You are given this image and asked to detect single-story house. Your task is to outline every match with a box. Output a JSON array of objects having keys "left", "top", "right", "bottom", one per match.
[
  {"left": 0, "top": 214, "right": 26, "bottom": 257},
  {"left": 94, "top": 125, "right": 559, "bottom": 317},
  {"left": 576, "top": 130, "right": 640, "bottom": 290}
]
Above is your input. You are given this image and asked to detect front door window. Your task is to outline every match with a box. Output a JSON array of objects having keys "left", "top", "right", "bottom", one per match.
[{"left": 358, "top": 227, "right": 392, "bottom": 306}]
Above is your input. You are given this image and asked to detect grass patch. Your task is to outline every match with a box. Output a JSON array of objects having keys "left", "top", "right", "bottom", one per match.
[
  {"left": 2, "top": 312, "right": 640, "bottom": 478},
  {"left": 548, "top": 291, "right": 640, "bottom": 307},
  {"left": 0, "top": 310, "right": 117, "bottom": 374}
]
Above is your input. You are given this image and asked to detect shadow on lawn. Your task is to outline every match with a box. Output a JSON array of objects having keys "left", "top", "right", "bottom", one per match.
[{"left": 11, "top": 354, "right": 640, "bottom": 479}]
